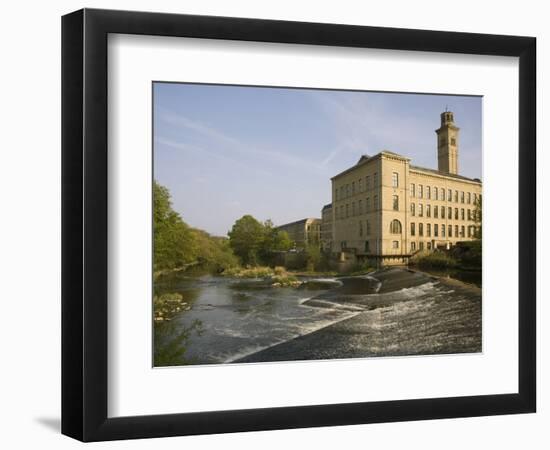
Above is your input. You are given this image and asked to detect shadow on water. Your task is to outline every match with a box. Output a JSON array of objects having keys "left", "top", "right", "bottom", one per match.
[
  {"left": 154, "top": 319, "right": 204, "bottom": 366},
  {"left": 416, "top": 267, "right": 482, "bottom": 288}
]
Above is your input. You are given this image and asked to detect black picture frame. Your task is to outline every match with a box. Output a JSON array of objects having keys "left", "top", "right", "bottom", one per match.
[{"left": 61, "top": 8, "right": 536, "bottom": 442}]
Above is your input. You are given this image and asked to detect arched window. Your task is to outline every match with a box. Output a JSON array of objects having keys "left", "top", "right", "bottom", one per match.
[{"left": 390, "top": 219, "right": 402, "bottom": 234}]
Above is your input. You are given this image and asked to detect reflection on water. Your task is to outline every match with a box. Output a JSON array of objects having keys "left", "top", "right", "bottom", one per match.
[{"left": 154, "top": 274, "right": 353, "bottom": 365}]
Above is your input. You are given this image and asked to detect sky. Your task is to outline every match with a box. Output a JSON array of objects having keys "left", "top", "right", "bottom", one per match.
[{"left": 154, "top": 83, "right": 482, "bottom": 237}]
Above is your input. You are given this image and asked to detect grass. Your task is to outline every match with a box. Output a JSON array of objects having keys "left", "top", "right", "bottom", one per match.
[
  {"left": 222, "top": 265, "right": 303, "bottom": 287},
  {"left": 410, "top": 251, "right": 459, "bottom": 269}
]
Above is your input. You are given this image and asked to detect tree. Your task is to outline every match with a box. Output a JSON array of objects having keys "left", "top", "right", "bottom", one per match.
[
  {"left": 228, "top": 215, "right": 266, "bottom": 265},
  {"left": 473, "top": 195, "right": 482, "bottom": 239},
  {"left": 153, "top": 181, "right": 197, "bottom": 271},
  {"left": 262, "top": 220, "right": 292, "bottom": 252},
  {"left": 304, "top": 243, "right": 321, "bottom": 271}
]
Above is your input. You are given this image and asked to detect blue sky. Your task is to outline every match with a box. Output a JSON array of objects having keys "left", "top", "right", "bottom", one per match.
[{"left": 154, "top": 83, "right": 482, "bottom": 237}]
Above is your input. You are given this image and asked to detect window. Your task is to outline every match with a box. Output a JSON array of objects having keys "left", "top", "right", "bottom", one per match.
[
  {"left": 346, "top": 184, "right": 350, "bottom": 197},
  {"left": 468, "top": 209, "right": 471, "bottom": 220},
  {"left": 448, "top": 207, "right": 452, "bottom": 218},
  {"left": 455, "top": 225, "right": 459, "bottom": 237},
  {"left": 366, "top": 220, "right": 371, "bottom": 235},
  {"left": 434, "top": 224, "right": 439, "bottom": 237},
  {"left": 419, "top": 203, "right": 423, "bottom": 217},
  {"left": 374, "top": 195, "right": 378, "bottom": 210},
  {"left": 426, "top": 186, "right": 431, "bottom": 199},
  {"left": 434, "top": 187, "right": 438, "bottom": 200},
  {"left": 448, "top": 225, "right": 452, "bottom": 237},
  {"left": 390, "top": 219, "right": 402, "bottom": 234},
  {"left": 410, "top": 222, "right": 416, "bottom": 236},
  {"left": 365, "top": 240, "right": 370, "bottom": 252},
  {"left": 427, "top": 242, "right": 432, "bottom": 250},
  {"left": 366, "top": 176, "right": 370, "bottom": 190},
  {"left": 352, "top": 202, "right": 356, "bottom": 216},
  {"left": 454, "top": 190, "right": 459, "bottom": 202},
  {"left": 411, "top": 242, "right": 416, "bottom": 252},
  {"left": 359, "top": 221, "right": 363, "bottom": 237},
  {"left": 392, "top": 241, "right": 399, "bottom": 249},
  {"left": 358, "top": 200, "right": 363, "bottom": 214},
  {"left": 419, "top": 185, "right": 423, "bottom": 198},
  {"left": 461, "top": 225, "right": 465, "bottom": 237},
  {"left": 345, "top": 204, "right": 349, "bottom": 218},
  {"left": 468, "top": 192, "right": 471, "bottom": 204},
  {"left": 441, "top": 188, "right": 446, "bottom": 201},
  {"left": 341, "top": 241, "right": 347, "bottom": 250},
  {"left": 373, "top": 172, "right": 378, "bottom": 187},
  {"left": 448, "top": 189, "right": 452, "bottom": 201},
  {"left": 419, "top": 223, "right": 424, "bottom": 236},
  {"left": 410, "top": 183, "right": 415, "bottom": 197},
  {"left": 411, "top": 203, "right": 415, "bottom": 216},
  {"left": 461, "top": 208, "right": 465, "bottom": 221},
  {"left": 352, "top": 182, "right": 355, "bottom": 195},
  {"left": 426, "top": 204, "right": 431, "bottom": 218},
  {"left": 366, "top": 197, "right": 371, "bottom": 212},
  {"left": 455, "top": 208, "right": 459, "bottom": 220},
  {"left": 427, "top": 223, "right": 431, "bottom": 237},
  {"left": 392, "top": 172, "right": 399, "bottom": 188},
  {"left": 419, "top": 241, "right": 424, "bottom": 250},
  {"left": 434, "top": 206, "right": 439, "bottom": 218},
  {"left": 393, "top": 195, "right": 399, "bottom": 211},
  {"left": 451, "top": 137, "right": 456, "bottom": 146},
  {"left": 473, "top": 193, "right": 477, "bottom": 204},
  {"left": 461, "top": 191, "right": 465, "bottom": 203},
  {"left": 441, "top": 224, "right": 446, "bottom": 237},
  {"left": 441, "top": 206, "right": 445, "bottom": 219},
  {"left": 358, "top": 179, "right": 362, "bottom": 192}
]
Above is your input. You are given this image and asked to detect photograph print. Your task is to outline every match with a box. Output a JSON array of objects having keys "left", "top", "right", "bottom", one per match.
[{"left": 152, "top": 83, "right": 482, "bottom": 367}]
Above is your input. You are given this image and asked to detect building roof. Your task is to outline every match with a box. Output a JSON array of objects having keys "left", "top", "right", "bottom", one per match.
[
  {"left": 331, "top": 150, "right": 410, "bottom": 180},
  {"left": 331, "top": 150, "right": 481, "bottom": 184},
  {"left": 276, "top": 217, "right": 321, "bottom": 228},
  {"left": 322, "top": 203, "right": 332, "bottom": 210},
  {"left": 410, "top": 165, "right": 482, "bottom": 184}
]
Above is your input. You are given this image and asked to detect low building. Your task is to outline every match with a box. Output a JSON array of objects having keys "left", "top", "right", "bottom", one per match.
[
  {"left": 331, "top": 111, "right": 482, "bottom": 266},
  {"left": 320, "top": 204, "right": 333, "bottom": 252},
  {"left": 276, "top": 218, "right": 321, "bottom": 249}
]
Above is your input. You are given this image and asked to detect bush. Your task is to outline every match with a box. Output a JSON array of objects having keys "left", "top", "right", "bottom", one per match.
[
  {"left": 346, "top": 261, "right": 375, "bottom": 276},
  {"left": 221, "top": 266, "right": 275, "bottom": 278},
  {"left": 410, "top": 251, "right": 459, "bottom": 269}
]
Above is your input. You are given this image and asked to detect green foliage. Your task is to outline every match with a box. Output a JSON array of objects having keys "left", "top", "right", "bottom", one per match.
[
  {"left": 304, "top": 243, "right": 322, "bottom": 272},
  {"left": 191, "top": 229, "right": 239, "bottom": 272},
  {"left": 228, "top": 216, "right": 293, "bottom": 266},
  {"left": 346, "top": 261, "right": 375, "bottom": 276},
  {"left": 453, "top": 240, "right": 482, "bottom": 268},
  {"left": 154, "top": 319, "right": 203, "bottom": 367},
  {"left": 153, "top": 181, "right": 197, "bottom": 272},
  {"left": 222, "top": 266, "right": 275, "bottom": 278},
  {"left": 410, "top": 251, "right": 459, "bottom": 269},
  {"left": 473, "top": 196, "right": 482, "bottom": 239},
  {"left": 153, "top": 180, "right": 239, "bottom": 274},
  {"left": 227, "top": 215, "right": 266, "bottom": 265}
]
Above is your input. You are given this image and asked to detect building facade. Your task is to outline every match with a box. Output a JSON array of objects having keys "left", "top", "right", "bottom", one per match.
[
  {"left": 330, "top": 111, "right": 482, "bottom": 265},
  {"left": 276, "top": 218, "right": 321, "bottom": 249},
  {"left": 320, "top": 204, "right": 333, "bottom": 251}
]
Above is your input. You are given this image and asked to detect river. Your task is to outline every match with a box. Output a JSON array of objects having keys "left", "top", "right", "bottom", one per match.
[{"left": 154, "top": 267, "right": 481, "bottom": 366}]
